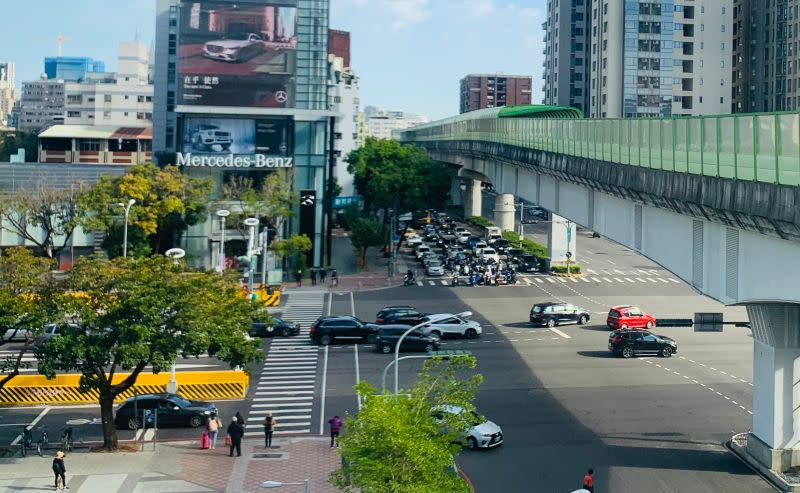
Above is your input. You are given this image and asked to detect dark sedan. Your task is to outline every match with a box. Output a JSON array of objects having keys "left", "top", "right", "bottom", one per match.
[
  {"left": 608, "top": 329, "right": 678, "bottom": 358},
  {"left": 114, "top": 393, "right": 217, "bottom": 429},
  {"left": 375, "top": 325, "right": 440, "bottom": 354},
  {"left": 249, "top": 317, "right": 300, "bottom": 337}
]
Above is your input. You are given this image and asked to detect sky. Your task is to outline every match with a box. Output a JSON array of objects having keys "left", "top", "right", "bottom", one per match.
[{"left": 0, "top": 0, "right": 546, "bottom": 121}]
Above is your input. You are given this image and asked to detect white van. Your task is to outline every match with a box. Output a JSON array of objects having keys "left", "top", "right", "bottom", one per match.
[{"left": 485, "top": 226, "right": 501, "bottom": 240}]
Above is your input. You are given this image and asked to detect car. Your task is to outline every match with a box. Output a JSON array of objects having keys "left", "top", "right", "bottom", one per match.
[
  {"left": 457, "top": 231, "right": 472, "bottom": 244},
  {"left": 606, "top": 305, "right": 657, "bottom": 330},
  {"left": 529, "top": 302, "right": 590, "bottom": 327},
  {"left": 493, "top": 239, "right": 511, "bottom": 254},
  {"left": 191, "top": 124, "right": 233, "bottom": 151},
  {"left": 114, "top": 393, "right": 217, "bottom": 430},
  {"left": 422, "top": 312, "right": 481, "bottom": 339},
  {"left": 486, "top": 233, "right": 502, "bottom": 245},
  {"left": 608, "top": 329, "right": 677, "bottom": 358},
  {"left": 479, "top": 247, "right": 500, "bottom": 263},
  {"left": 427, "top": 260, "right": 445, "bottom": 276},
  {"left": 249, "top": 316, "right": 300, "bottom": 337},
  {"left": 406, "top": 234, "right": 423, "bottom": 246},
  {"left": 415, "top": 244, "right": 432, "bottom": 260},
  {"left": 309, "top": 316, "right": 379, "bottom": 345},
  {"left": 375, "top": 306, "right": 425, "bottom": 325},
  {"left": 374, "top": 325, "right": 440, "bottom": 354},
  {"left": 2, "top": 327, "right": 33, "bottom": 342},
  {"left": 454, "top": 226, "right": 467, "bottom": 235},
  {"left": 35, "top": 323, "right": 82, "bottom": 345},
  {"left": 465, "top": 236, "right": 482, "bottom": 250},
  {"left": 516, "top": 254, "right": 540, "bottom": 272},
  {"left": 432, "top": 405, "right": 503, "bottom": 450},
  {"left": 421, "top": 252, "right": 440, "bottom": 267},
  {"left": 472, "top": 241, "right": 488, "bottom": 254},
  {"left": 203, "top": 32, "right": 265, "bottom": 63}
]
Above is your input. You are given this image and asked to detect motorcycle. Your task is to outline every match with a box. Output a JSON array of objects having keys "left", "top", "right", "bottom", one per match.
[
  {"left": 505, "top": 269, "right": 517, "bottom": 285},
  {"left": 403, "top": 274, "right": 416, "bottom": 286}
]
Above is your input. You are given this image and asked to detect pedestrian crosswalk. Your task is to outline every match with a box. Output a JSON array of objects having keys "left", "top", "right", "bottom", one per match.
[
  {"left": 244, "top": 292, "right": 325, "bottom": 437},
  {"left": 415, "top": 273, "right": 683, "bottom": 287}
]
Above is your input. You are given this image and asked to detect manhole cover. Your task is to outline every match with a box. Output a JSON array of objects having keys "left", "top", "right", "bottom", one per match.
[{"left": 252, "top": 453, "right": 283, "bottom": 459}]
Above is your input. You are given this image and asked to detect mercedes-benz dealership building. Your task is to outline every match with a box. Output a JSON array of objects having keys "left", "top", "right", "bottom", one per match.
[{"left": 153, "top": 0, "right": 332, "bottom": 271}]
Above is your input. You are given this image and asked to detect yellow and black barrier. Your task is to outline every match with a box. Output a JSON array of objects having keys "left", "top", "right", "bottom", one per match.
[
  {"left": 242, "top": 286, "right": 281, "bottom": 306},
  {"left": 0, "top": 371, "right": 249, "bottom": 406}
]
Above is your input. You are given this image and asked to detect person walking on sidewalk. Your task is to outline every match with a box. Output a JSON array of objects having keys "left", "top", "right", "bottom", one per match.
[
  {"left": 52, "top": 450, "right": 67, "bottom": 490},
  {"left": 310, "top": 268, "right": 317, "bottom": 286},
  {"left": 294, "top": 270, "right": 302, "bottom": 287},
  {"left": 331, "top": 269, "right": 339, "bottom": 287},
  {"left": 207, "top": 412, "right": 221, "bottom": 449},
  {"left": 328, "top": 415, "right": 342, "bottom": 447},
  {"left": 319, "top": 268, "right": 327, "bottom": 284},
  {"left": 263, "top": 412, "right": 276, "bottom": 448},
  {"left": 582, "top": 468, "right": 594, "bottom": 492},
  {"left": 227, "top": 417, "right": 244, "bottom": 457}
]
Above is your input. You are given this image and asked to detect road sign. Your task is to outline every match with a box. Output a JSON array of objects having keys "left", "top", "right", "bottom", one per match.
[{"left": 333, "top": 196, "right": 358, "bottom": 208}]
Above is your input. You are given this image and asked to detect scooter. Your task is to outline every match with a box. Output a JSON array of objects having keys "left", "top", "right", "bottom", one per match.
[
  {"left": 403, "top": 274, "right": 416, "bottom": 286},
  {"left": 505, "top": 269, "right": 517, "bottom": 285}
]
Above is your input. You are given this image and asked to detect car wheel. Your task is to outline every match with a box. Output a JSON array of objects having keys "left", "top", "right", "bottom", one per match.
[
  {"left": 424, "top": 343, "right": 435, "bottom": 352},
  {"left": 127, "top": 417, "right": 142, "bottom": 430},
  {"left": 646, "top": 321, "right": 653, "bottom": 329},
  {"left": 189, "top": 415, "right": 203, "bottom": 428},
  {"left": 622, "top": 346, "right": 634, "bottom": 359},
  {"left": 430, "top": 330, "right": 442, "bottom": 338},
  {"left": 366, "top": 333, "right": 377, "bottom": 344},
  {"left": 467, "top": 437, "right": 478, "bottom": 450},
  {"left": 278, "top": 328, "right": 287, "bottom": 337},
  {"left": 578, "top": 315, "right": 588, "bottom": 325},
  {"left": 660, "top": 346, "right": 673, "bottom": 358},
  {"left": 465, "top": 328, "right": 478, "bottom": 339},
  {"left": 546, "top": 318, "right": 556, "bottom": 328},
  {"left": 380, "top": 343, "right": 392, "bottom": 354},
  {"left": 320, "top": 335, "right": 333, "bottom": 346}
]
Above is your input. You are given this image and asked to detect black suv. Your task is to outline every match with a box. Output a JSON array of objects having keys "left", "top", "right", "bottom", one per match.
[
  {"left": 376, "top": 306, "right": 426, "bottom": 325},
  {"left": 516, "top": 255, "right": 540, "bottom": 273},
  {"left": 114, "top": 393, "right": 217, "bottom": 430},
  {"left": 374, "top": 325, "right": 440, "bottom": 354},
  {"left": 529, "top": 302, "right": 590, "bottom": 327},
  {"left": 608, "top": 329, "right": 678, "bottom": 358},
  {"left": 249, "top": 316, "right": 300, "bottom": 337},
  {"left": 309, "top": 316, "right": 379, "bottom": 345}
]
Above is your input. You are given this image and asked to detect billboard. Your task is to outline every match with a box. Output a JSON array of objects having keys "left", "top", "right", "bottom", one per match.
[
  {"left": 178, "top": 1, "right": 298, "bottom": 108},
  {"left": 179, "top": 117, "right": 294, "bottom": 168}
]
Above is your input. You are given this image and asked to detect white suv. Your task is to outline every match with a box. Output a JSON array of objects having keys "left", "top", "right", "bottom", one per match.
[
  {"left": 480, "top": 247, "right": 499, "bottom": 263},
  {"left": 191, "top": 125, "right": 233, "bottom": 151},
  {"left": 422, "top": 312, "right": 482, "bottom": 339}
]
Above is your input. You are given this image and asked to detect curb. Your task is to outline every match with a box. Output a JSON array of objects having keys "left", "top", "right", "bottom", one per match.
[
  {"left": 456, "top": 463, "right": 476, "bottom": 492},
  {"left": 550, "top": 272, "right": 584, "bottom": 278},
  {"left": 726, "top": 439, "right": 793, "bottom": 492}
]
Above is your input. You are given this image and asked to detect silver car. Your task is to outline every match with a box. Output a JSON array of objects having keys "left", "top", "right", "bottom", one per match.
[
  {"left": 433, "top": 405, "right": 503, "bottom": 450},
  {"left": 426, "top": 260, "right": 445, "bottom": 276}
]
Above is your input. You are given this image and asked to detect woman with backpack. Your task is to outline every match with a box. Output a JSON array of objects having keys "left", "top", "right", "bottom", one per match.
[{"left": 206, "top": 412, "right": 221, "bottom": 449}]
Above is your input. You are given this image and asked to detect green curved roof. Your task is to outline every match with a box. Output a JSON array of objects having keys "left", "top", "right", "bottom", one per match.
[{"left": 497, "top": 104, "right": 583, "bottom": 119}]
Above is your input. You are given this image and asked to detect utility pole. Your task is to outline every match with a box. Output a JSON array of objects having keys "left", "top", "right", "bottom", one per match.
[{"left": 325, "top": 116, "right": 336, "bottom": 267}]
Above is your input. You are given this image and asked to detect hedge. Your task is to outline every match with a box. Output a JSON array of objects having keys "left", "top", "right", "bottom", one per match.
[
  {"left": 501, "top": 230, "right": 548, "bottom": 258},
  {"left": 551, "top": 264, "right": 582, "bottom": 274},
  {"left": 467, "top": 216, "right": 494, "bottom": 229}
]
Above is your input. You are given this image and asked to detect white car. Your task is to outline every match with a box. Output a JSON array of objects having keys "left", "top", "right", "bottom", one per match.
[
  {"left": 457, "top": 231, "right": 471, "bottom": 244},
  {"left": 203, "top": 32, "right": 264, "bottom": 63},
  {"left": 406, "top": 234, "right": 423, "bottom": 247},
  {"left": 426, "top": 260, "right": 445, "bottom": 276},
  {"left": 480, "top": 247, "right": 500, "bottom": 263},
  {"left": 432, "top": 405, "right": 503, "bottom": 450},
  {"left": 486, "top": 233, "right": 502, "bottom": 245},
  {"left": 454, "top": 226, "right": 467, "bottom": 235},
  {"left": 415, "top": 244, "right": 432, "bottom": 260},
  {"left": 422, "top": 312, "right": 482, "bottom": 339},
  {"left": 191, "top": 124, "right": 233, "bottom": 151},
  {"left": 472, "top": 241, "right": 488, "bottom": 254}
]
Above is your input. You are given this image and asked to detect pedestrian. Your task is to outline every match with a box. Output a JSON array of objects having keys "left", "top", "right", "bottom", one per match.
[
  {"left": 52, "top": 450, "right": 67, "bottom": 490},
  {"left": 582, "top": 468, "right": 594, "bottom": 493},
  {"left": 319, "top": 268, "right": 327, "bottom": 284},
  {"left": 310, "top": 268, "right": 317, "bottom": 286},
  {"left": 207, "top": 412, "right": 221, "bottom": 449},
  {"left": 235, "top": 411, "right": 246, "bottom": 426},
  {"left": 263, "top": 412, "right": 276, "bottom": 448},
  {"left": 227, "top": 416, "right": 244, "bottom": 457},
  {"left": 328, "top": 415, "right": 342, "bottom": 447},
  {"left": 294, "top": 269, "right": 302, "bottom": 287},
  {"left": 331, "top": 269, "right": 339, "bottom": 287}
]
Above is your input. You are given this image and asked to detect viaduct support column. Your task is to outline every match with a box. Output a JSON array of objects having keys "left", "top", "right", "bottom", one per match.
[
  {"left": 493, "top": 194, "right": 516, "bottom": 232},
  {"left": 746, "top": 303, "right": 800, "bottom": 472},
  {"left": 464, "top": 179, "right": 481, "bottom": 218}
]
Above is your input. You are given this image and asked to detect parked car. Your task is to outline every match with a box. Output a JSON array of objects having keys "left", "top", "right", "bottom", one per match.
[
  {"left": 191, "top": 124, "right": 233, "bottom": 151},
  {"left": 114, "top": 393, "right": 217, "bottom": 430},
  {"left": 479, "top": 247, "right": 500, "bottom": 263},
  {"left": 427, "top": 260, "right": 445, "bottom": 276},
  {"left": 415, "top": 244, "right": 432, "bottom": 260},
  {"left": 608, "top": 329, "right": 677, "bottom": 358},
  {"left": 374, "top": 325, "right": 440, "bottom": 354},
  {"left": 35, "top": 323, "right": 82, "bottom": 345},
  {"left": 606, "top": 305, "right": 657, "bottom": 330},
  {"left": 376, "top": 306, "right": 426, "bottom": 325},
  {"left": 529, "top": 302, "right": 590, "bottom": 327},
  {"left": 203, "top": 32, "right": 265, "bottom": 63},
  {"left": 249, "top": 317, "right": 300, "bottom": 337},
  {"left": 309, "top": 316, "right": 379, "bottom": 345},
  {"left": 432, "top": 405, "right": 503, "bottom": 450},
  {"left": 422, "top": 312, "right": 481, "bottom": 339}
]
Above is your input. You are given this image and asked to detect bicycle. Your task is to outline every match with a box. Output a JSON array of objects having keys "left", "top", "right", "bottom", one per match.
[
  {"left": 36, "top": 426, "right": 49, "bottom": 457},
  {"left": 60, "top": 427, "right": 73, "bottom": 452}
]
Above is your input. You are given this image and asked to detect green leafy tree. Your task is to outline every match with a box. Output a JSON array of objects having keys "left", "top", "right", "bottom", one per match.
[
  {"left": 34, "top": 256, "right": 262, "bottom": 450},
  {"left": 220, "top": 170, "right": 298, "bottom": 237},
  {"left": 0, "top": 248, "right": 55, "bottom": 389},
  {"left": 332, "top": 355, "right": 483, "bottom": 492},
  {"left": 271, "top": 234, "right": 312, "bottom": 273},
  {"left": 79, "top": 163, "right": 214, "bottom": 256},
  {"left": 0, "top": 132, "right": 38, "bottom": 162},
  {"left": 349, "top": 216, "right": 387, "bottom": 266}
]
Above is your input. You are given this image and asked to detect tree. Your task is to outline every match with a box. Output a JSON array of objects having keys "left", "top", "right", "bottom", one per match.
[
  {"left": 349, "top": 216, "right": 387, "bottom": 266},
  {"left": 34, "top": 256, "right": 263, "bottom": 450},
  {"left": 0, "top": 248, "right": 55, "bottom": 389},
  {"left": 220, "top": 171, "right": 297, "bottom": 236},
  {"left": 331, "top": 356, "right": 483, "bottom": 493},
  {"left": 79, "top": 163, "right": 214, "bottom": 256},
  {"left": 271, "top": 234, "right": 312, "bottom": 273},
  {"left": 0, "top": 132, "right": 38, "bottom": 162}
]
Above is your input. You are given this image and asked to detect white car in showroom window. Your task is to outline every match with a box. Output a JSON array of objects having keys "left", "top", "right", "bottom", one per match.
[
  {"left": 422, "top": 312, "right": 481, "bottom": 339},
  {"left": 203, "top": 32, "right": 265, "bottom": 63}
]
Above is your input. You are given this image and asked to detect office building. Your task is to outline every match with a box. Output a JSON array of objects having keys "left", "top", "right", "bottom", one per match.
[
  {"left": 328, "top": 31, "right": 359, "bottom": 198},
  {"left": 17, "top": 78, "right": 65, "bottom": 132},
  {"left": 328, "top": 29, "right": 350, "bottom": 68},
  {"left": 153, "top": 0, "right": 332, "bottom": 270},
  {"left": 544, "top": 1, "right": 732, "bottom": 118},
  {"left": 460, "top": 74, "right": 532, "bottom": 114},
  {"left": 44, "top": 57, "right": 105, "bottom": 82},
  {"left": 364, "top": 106, "right": 429, "bottom": 139},
  {"left": 0, "top": 63, "right": 15, "bottom": 127},
  {"left": 64, "top": 42, "right": 153, "bottom": 127}
]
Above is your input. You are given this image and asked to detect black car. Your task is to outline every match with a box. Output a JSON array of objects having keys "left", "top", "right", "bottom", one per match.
[
  {"left": 516, "top": 255, "right": 540, "bottom": 273},
  {"left": 376, "top": 306, "right": 426, "bottom": 324},
  {"left": 493, "top": 239, "right": 511, "bottom": 254},
  {"left": 309, "top": 316, "right": 379, "bottom": 345},
  {"left": 608, "top": 329, "right": 677, "bottom": 358},
  {"left": 529, "top": 302, "right": 590, "bottom": 327},
  {"left": 249, "top": 316, "right": 300, "bottom": 337},
  {"left": 114, "top": 393, "right": 217, "bottom": 430},
  {"left": 375, "top": 325, "right": 441, "bottom": 354}
]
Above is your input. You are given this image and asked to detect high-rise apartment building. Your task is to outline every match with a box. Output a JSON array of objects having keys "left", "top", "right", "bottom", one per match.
[
  {"left": 545, "top": 1, "right": 732, "bottom": 118},
  {"left": 460, "top": 74, "right": 532, "bottom": 113},
  {"left": 44, "top": 57, "right": 106, "bottom": 82},
  {"left": 364, "top": 106, "right": 429, "bottom": 139},
  {"left": 328, "top": 30, "right": 359, "bottom": 198},
  {"left": 17, "top": 78, "right": 65, "bottom": 132},
  {"left": 542, "top": 0, "right": 591, "bottom": 114},
  {"left": 0, "top": 62, "right": 15, "bottom": 127}
]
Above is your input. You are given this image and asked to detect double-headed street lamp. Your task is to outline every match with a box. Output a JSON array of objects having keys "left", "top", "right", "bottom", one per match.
[
  {"left": 216, "top": 209, "right": 230, "bottom": 272},
  {"left": 113, "top": 199, "right": 136, "bottom": 258}
]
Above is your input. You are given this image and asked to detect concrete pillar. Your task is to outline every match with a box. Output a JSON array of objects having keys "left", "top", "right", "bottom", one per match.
[
  {"left": 746, "top": 303, "right": 800, "bottom": 471},
  {"left": 493, "top": 194, "right": 515, "bottom": 232},
  {"left": 547, "top": 213, "right": 577, "bottom": 263},
  {"left": 464, "top": 179, "right": 481, "bottom": 218},
  {"left": 450, "top": 177, "right": 463, "bottom": 206}
]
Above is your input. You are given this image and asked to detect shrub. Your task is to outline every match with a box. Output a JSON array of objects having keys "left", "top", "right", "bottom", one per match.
[
  {"left": 467, "top": 216, "right": 494, "bottom": 229},
  {"left": 551, "top": 264, "right": 581, "bottom": 274},
  {"left": 501, "top": 230, "right": 548, "bottom": 258}
]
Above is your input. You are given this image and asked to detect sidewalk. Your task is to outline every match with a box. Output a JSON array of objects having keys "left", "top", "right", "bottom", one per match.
[{"left": 0, "top": 436, "right": 340, "bottom": 493}]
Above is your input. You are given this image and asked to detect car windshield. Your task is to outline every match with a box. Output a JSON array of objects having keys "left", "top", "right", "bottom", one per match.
[
  {"left": 532, "top": 305, "right": 544, "bottom": 313},
  {"left": 170, "top": 395, "right": 192, "bottom": 407},
  {"left": 272, "top": 317, "right": 283, "bottom": 325},
  {"left": 225, "top": 33, "right": 253, "bottom": 40},
  {"left": 429, "top": 261, "right": 442, "bottom": 267}
]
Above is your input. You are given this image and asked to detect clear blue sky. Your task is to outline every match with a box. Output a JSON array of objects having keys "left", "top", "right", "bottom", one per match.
[{"left": 0, "top": 0, "right": 545, "bottom": 121}]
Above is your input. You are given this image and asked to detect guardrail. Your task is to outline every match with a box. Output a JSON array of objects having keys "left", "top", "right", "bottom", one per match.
[{"left": 0, "top": 371, "right": 248, "bottom": 406}]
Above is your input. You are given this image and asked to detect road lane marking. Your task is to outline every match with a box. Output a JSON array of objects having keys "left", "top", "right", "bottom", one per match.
[
  {"left": 546, "top": 278, "right": 556, "bottom": 283},
  {"left": 624, "top": 277, "right": 636, "bottom": 283},
  {"left": 416, "top": 281, "right": 423, "bottom": 286},
  {"left": 547, "top": 327, "right": 572, "bottom": 339},
  {"left": 10, "top": 405, "right": 50, "bottom": 446},
  {"left": 636, "top": 278, "right": 648, "bottom": 283},
  {"left": 535, "top": 278, "right": 544, "bottom": 283},
  {"left": 319, "top": 345, "right": 329, "bottom": 436},
  {"left": 591, "top": 277, "right": 602, "bottom": 282},
  {"left": 580, "top": 277, "right": 590, "bottom": 282},
  {"left": 658, "top": 278, "right": 670, "bottom": 283},
  {"left": 646, "top": 278, "right": 658, "bottom": 283},
  {"left": 669, "top": 278, "right": 680, "bottom": 283},
  {"left": 602, "top": 277, "right": 613, "bottom": 283},
  {"left": 354, "top": 343, "right": 362, "bottom": 411}
]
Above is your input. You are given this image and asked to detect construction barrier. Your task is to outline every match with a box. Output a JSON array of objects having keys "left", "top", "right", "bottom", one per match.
[
  {"left": 241, "top": 286, "right": 281, "bottom": 306},
  {"left": 0, "top": 371, "right": 248, "bottom": 406}
]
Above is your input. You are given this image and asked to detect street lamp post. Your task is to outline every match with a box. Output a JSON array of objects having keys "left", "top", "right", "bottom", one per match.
[
  {"left": 216, "top": 209, "right": 230, "bottom": 273},
  {"left": 244, "top": 218, "right": 260, "bottom": 297},
  {"left": 260, "top": 479, "right": 310, "bottom": 493},
  {"left": 165, "top": 247, "right": 186, "bottom": 394},
  {"left": 114, "top": 199, "right": 136, "bottom": 258}
]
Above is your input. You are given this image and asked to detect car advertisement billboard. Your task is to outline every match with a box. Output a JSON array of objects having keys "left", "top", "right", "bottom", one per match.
[
  {"left": 179, "top": 117, "right": 294, "bottom": 168},
  {"left": 178, "top": 1, "right": 297, "bottom": 108}
]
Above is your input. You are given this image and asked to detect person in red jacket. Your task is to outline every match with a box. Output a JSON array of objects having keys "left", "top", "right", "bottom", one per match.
[
  {"left": 582, "top": 468, "right": 594, "bottom": 492},
  {"left": 328, "top": 415, "right": 342, "bottom": 448}
]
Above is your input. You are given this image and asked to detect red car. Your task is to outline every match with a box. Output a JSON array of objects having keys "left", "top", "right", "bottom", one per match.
[{"left": 606, "top": 305, "right": 656, "bottom": 330}]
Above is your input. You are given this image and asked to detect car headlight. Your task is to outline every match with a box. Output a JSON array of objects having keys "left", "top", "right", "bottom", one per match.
[{"left": 203, "top": 410, "right": 211, "bottom": 415}]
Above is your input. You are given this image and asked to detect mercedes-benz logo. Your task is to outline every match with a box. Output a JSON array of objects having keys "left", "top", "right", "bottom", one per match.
[{"left": 274, "top": 90, "right": 287, "bottom": 103}]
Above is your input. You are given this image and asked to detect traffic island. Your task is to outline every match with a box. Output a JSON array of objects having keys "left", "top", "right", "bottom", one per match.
[
  {"left": 549, "top": 271, "right": 585, "bottom": 278},
  {"left": 728, "top": 432, "right": 800, "bottom": 492}
]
